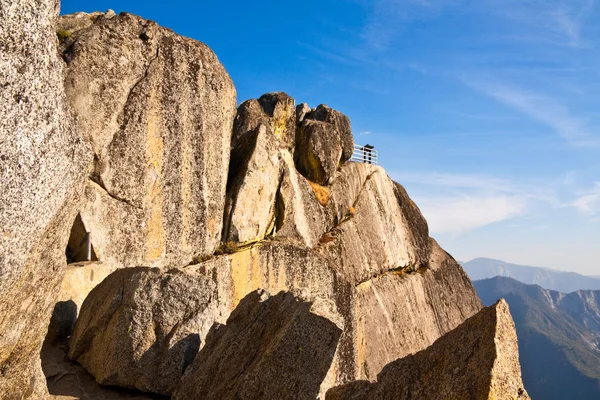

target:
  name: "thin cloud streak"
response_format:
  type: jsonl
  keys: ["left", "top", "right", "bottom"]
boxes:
{"left": 464, "top": 79, "right": 600, "bottom": 147}
{"left": 572, "top": 182, "right": 600, "bottom": 215}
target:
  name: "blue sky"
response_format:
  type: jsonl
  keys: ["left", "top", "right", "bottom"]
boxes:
{"left": 62, "top": 0, "right": 600, "bottom": 275}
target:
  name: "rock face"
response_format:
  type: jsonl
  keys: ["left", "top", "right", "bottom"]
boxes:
{"left": 0, "top": 5, "right": 520, "bottom": 398}
{"left": 0, "top": 0, "right": 90, "bottom": 397}
{"left": 223, "top": 93, "right": 295, "bottom": 243}
{"left": 67, "top": 267, "right": 223, "bottom": 395}
{"left": 326, "top": 300, "right": 530, "bottom": 400}
{"left": 295, "top": 120, "right": 343, "bottom": 185}
{"left": 306, "top": 104, "right": 354, "bottom": 163}
{"left": 57, "top": 11, "right": 236, "bottom": 269}
{"left": 173, "top": 290, "right": 342, "bottom": 400}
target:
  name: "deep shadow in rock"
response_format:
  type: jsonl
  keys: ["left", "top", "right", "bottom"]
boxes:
{"left": 173, "top": 290, "right": 342, "bottom": 400}
{"left": 45, "top": 300, "right": 78, "bottom": 344}
{"left": 41, "top": 300, "right": 167, "bottom": 400}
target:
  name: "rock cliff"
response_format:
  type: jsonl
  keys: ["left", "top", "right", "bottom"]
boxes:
{"left": 326, "top": 300, "right": 530, "bottom": 400}
{"left": 0, "top": 3, "right": 529, "bottom": 399}
{"left": 0, "top": 0, "right": 90, "bottom": 397}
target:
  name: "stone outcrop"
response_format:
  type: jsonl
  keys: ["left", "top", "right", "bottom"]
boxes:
{"left": 326, "top": 300, "right": 530, "bottom": 400}
{"left": 0, "top": 0, "right": 90, "bottom": 397}
{"left": 295, "top": 120, "right": 343, "bottom": 185}
{"left": 173, "top": 290, "right": 342, "bottom": 400}
{"left": 65, "top": 242, "right": 339, "bottom": 396}
{"left": 57, "top": 11, "right": 236, "bottom": 269}
{"left": 67, "top": 267, "right": 222, "bottom": 395}
{"left": 222, "top": 93, "right": 295, "bottom": 243}
{"left": 349, "top": 238, "right": 482, "bottom": 381}
{"left": 305, "top": 104, "right": 354, "bottom": 163}
{"left": 0, "top": 4, "right": 524, "bottom": 398}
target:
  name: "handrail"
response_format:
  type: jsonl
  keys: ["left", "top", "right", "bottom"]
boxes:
{"left": 350, "top": 144, "right": 378, "bottom": 165}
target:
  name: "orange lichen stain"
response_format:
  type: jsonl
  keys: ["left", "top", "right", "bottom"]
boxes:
{"left": 230, "top": 248, "right": 262, "bottom": 309}
{"left": 144, "top": 95, "right": 165, "bottom": 263}
{"left": 308, "top": 180, "right": 330, "bottom": 206}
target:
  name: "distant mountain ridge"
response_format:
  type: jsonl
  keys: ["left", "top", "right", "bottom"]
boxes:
{"left": 462, "top": 257, "right": 600, "bottom": 293}
{"left": 474, "top": 276, "right": 600, "bottom": 400}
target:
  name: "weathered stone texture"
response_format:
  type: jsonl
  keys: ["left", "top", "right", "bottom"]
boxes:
{"left": 223, "top": 92, "right": 295, "bottom": 243}
{"left": 67, "top": 267, "right": 224, "bottom": 396}
{"left": 317, "top": 165, "right": 431, "bottom": 286}
{"left": 295, "top": 120, "right": 343, "bottom": 186}
{"left": 0, "top": 0, "right": 90, "bottom": 397}
{"left": 326, "top": 300, "right": 530, "bottom": 400}
{"left": 351, "top": 238, "right": 483, "bottom": 380}
{"left": 173, "top": 290, "right": 342, "bottom": 400}
{"left": 306, "top": 104, "right": 354, "bottom": 162}
{"left": 58, "top": 11, "right": 236, "bottom": 269}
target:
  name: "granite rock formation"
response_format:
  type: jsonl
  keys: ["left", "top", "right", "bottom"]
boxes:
{"left": 57, "top": 11, "right": 236, "bottom": 270}
{"left": 0, "top": 3, "right": 529, "bottom": 399}
{"left": 67, "top": 267, "right": 222, "bottom": 395}
{"left": 173, "top": 290, "right": 342, "bottom": 400}
{"left": 326, "top": 300, "right": 530, "bottom": 400}
{"left": 0, "top": 0, "right": 90, "bottom": 397}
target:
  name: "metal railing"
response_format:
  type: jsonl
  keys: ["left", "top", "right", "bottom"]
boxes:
{"left": 350, "top": 144, "right": 378, "bottom": 165}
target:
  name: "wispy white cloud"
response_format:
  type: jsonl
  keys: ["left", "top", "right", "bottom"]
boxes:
{"left": 417, "top": 194, "right": 527, "bottom": 234}
{"left": 359, "top": 131, "right": 373, "bottom": 135}
{"left": 463, "top": 80, "right": 600, "bottom": 146}
{"left": 572, "top": 182, "right": 600, "bottom": 215}
{"left": 389, "top": 171, "right": 546, "bottom": 234}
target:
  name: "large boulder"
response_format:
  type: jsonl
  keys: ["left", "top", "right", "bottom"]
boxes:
{"left": 223, "top": 92, "right": 295, "bottom": 243}
{"left": 295, "top": 119, "right": 343, "bottom": 186}
{"left": 57, "top": 11, "right": 236, "bottom": 269}
{"left": 326, "top": 300, "right": 530, "bottom": 400}
{"left": 67, "top": 267, "right": 224, "bottom": 396}
{"left": 0, "top": 0, "right": 90, "bottom": 397}
{"left": 66, "top": 242, "right": 338, "bottom": 395}
{"left": 173, "top": 290, "right": 342, "bottom": 400}
{"left": 306, "top": 104, "right": 354, "bottom": 162}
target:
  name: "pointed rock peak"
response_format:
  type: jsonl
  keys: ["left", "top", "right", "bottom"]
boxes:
{"left": 326, "top": 299, "right": 530, "bottom": 400}
{"left": 257, "top": 92, "right": 295, "bottom": 118}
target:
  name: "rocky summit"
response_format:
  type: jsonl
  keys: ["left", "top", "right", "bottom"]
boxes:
{"left": 0, "top": 1, "right": 528, "bottom": 399}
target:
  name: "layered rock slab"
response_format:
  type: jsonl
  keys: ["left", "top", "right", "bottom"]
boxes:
{"left": 351, "top": 238, "right": 483, "bottom": 380}
{"left": 173, "top": 290, "right": 342, "bottom": 400}
{"left": 326, "top": 299, "right": 530, "bottom": 400}
{"left": 0, "top": 0, "right": 90, "bottom": 397}
{"left": 58, "top": 11, "right": 236, "bottom": 268}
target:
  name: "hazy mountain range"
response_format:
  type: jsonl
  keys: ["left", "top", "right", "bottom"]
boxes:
{"left": 474, "top": 276, "right": 600, "bottom": 400}
{"left": 462, "top": 258, "right": 600, "bottom": 293}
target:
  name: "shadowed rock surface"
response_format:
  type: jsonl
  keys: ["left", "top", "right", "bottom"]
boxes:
{"left": 326, "top": 300, "right": 529, "bottom": 400}
{"left": 67, "top": 268, "right": 223, "bottom": 395}
{"left": 173, "top": 290, "right": 342, "bottom": 400}
{"left": 295, "top": 120, "right": 343, "bottom": 185}
{"left": 0, "top": 0, "right": 90, "bottom": 397}
{"left": 57, "top": 11, "right": 236, "bottom": 269}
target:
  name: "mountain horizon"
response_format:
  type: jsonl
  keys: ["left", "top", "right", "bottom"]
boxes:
{"left": 474, "top": 276, "right": 600, "bottom": 400}
{"left": 462, "top": 257, "right": 600, "bottom": 293}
